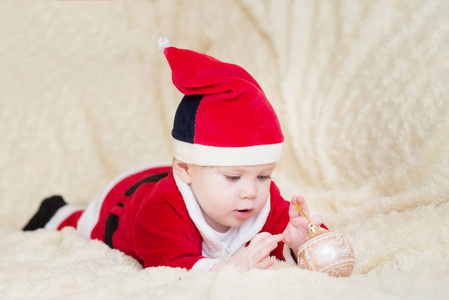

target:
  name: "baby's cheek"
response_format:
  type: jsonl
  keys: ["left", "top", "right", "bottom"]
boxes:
{"left": 256, "top": 198, "right": 269, "bottom": 212}
{"left": 214, "top": 197, "right": 234, "bottom": 211}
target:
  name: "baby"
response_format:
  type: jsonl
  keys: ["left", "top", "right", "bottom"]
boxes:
{"left": 23, "top": 38, "right": 324, "bottom": 271}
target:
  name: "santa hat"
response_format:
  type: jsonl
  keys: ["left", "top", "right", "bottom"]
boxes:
{"left": 158, "top": 37, "right": 284, "bottom": 166}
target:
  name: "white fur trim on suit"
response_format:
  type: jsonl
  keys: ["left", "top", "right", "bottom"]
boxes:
{"left": 191, "top": 258, "right": 223, "bottom": 271}
{"left": 173, "top": 139, "right": 283, "bottom": 166}
{"left": 45, "top": 205, "right": 84, "bottom": 230}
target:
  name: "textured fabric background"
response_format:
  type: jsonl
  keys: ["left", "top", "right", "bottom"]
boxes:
{"left": 1, "top": 0, "right": 449, "bottom": 299}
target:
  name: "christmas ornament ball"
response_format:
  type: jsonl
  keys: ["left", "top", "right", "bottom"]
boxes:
{"left": 297, "top": 228, "right": 355, "bottom": 277}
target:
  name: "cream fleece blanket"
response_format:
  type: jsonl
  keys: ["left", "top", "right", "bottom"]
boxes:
{"left": 1, "top": 0, "right": 449, "bottom": 299}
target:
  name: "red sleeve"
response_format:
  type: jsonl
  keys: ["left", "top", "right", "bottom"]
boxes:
{"left": 132, "top": 179, "right": 205, "bottom": 269}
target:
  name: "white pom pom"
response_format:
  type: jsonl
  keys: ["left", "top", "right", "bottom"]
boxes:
{"left": 158, "top": 36, "right": 171, "bottom": 51}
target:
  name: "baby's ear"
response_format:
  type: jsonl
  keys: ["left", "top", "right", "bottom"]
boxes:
{"left": 173, "top": 159, "right": 192, "bottom": 184}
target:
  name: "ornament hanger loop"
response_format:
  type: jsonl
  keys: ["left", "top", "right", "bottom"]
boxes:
{"left": 295, "top": 203, "right": 318, "bottom": 234}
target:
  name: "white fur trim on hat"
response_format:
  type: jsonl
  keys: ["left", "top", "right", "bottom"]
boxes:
{"left": 173, "top": 138, "right": 283, "bottom": 166}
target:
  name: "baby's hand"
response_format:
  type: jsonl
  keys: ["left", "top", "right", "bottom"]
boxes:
{"left": 283, "top": 195, "right": 323, "bottom": 255}
{"left": 226, "top": 232, "right": 283, "bottom": 271}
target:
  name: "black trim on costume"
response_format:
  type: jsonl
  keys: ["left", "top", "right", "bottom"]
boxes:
{"left": 104, "top": 172, "right": 170, "bottom": 248}
{"left": 104, "top": 202, "right": 123, "bottom": 249}
{"left": 124, "top": 172, "right": 170, "bottom": 197}
{"left": 171, "top": 94, "right": 204, "bottom": 143}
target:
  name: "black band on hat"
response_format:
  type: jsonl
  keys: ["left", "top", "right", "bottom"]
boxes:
{"left": 171, "top": 94, "right": 204, "bottom": 143}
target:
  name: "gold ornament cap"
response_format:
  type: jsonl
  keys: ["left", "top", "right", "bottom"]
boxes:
{"left": 308, "top": 222, "right": 318, "bottom": 234}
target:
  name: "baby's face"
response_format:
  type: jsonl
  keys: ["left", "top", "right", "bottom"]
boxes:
{"left": 187, "top": 163, "right": 276, "bottom": 233}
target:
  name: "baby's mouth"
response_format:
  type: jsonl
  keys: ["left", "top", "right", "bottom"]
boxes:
{"left": 234, "top": 209, "right": 253, "bottom": 220}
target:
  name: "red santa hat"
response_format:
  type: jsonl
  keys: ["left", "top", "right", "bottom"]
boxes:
{"left": 158, "top": 37, "right": 284, "bottom": 166}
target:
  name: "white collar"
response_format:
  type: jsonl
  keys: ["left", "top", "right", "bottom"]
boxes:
{"left": 173, "top": 171, "right": 271, "bottom": 260}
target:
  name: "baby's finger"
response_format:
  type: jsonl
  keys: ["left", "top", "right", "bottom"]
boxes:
{"left": 253, "top": 243, "right": 277, "bottom": 264}
{"left": 291, "top": 195, "right": 311, "bottom": 216}
{"left": 270, "top": 233, "right": 284, "bottom": 243}
{"left": 251, "top": 234, "right": 282, "bottom": 262}
{"left": 250, "top": 232, "right": 273, "bottom": 245}
{"left": 289, "top": 202, "right": 301, "bottom": 218}
{"left": 253, "top": 234, "right": 282, "bottom": 252}
{"left": 289, "top": 216, "right": 309, "bottom": 229}
{"left": 255, "top": 233, "right": 283, "bottom": 245}
{"left": 255, "top": 258, "right": 275, "bottom": 270}
{"left": 291, "top": 195, "right": 307, "bottom": 207}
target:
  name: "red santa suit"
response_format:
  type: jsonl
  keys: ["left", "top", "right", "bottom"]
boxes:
{"left": 37, "top": 40, "right": 331, "bottom": 270}
{"left": 47, "top": 163, "right": 297, "bottom": 270}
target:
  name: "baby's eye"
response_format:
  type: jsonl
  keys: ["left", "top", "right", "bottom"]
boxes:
{"left": 257, "top": 174, "right": 271, "bottom": 181}
{"left": 225, "top": 175, "right": 241, "bottom": 181}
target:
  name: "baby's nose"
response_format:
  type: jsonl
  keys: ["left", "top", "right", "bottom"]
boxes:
{"left": 240, "top": 183, "right": 257, "bottom": 199}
